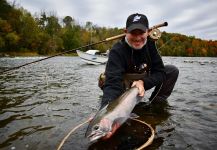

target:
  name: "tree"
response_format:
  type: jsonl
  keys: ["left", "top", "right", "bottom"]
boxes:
{"left": 5, "top": 32, "right": 20, "bottom": 50}
{"left": 35, "top": 11, "right": 47, "bottom": 30}
{"left": 0, "top": 18, "right": 12, "bottom": 33}
{"left": 63, "top": 16, "right": 74, "bottom": 28}
{"left": 61, "top": 25, "right": 81, "bottom": 50}
{"left": 85, "top": 21, "right": 93, "bottom": 31}
{"left": 18, "top": 8, "right": 41, "bottom": 50}
{"left": 0, "top": 36, "right": 5, "bottom": 51}
{"left": 45, "top": 15, "right": 61, "bottom": 36}
{"left": 0, "top": 0, "right": 12, "bottom": 19}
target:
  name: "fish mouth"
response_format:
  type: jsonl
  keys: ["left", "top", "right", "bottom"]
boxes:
{"left": 87, "top": 130, "right": 107, "bottom": 142}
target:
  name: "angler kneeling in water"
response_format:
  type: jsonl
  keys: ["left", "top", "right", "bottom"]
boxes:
{"left": 86, "top": 13, "right": 179, "bottom": 142}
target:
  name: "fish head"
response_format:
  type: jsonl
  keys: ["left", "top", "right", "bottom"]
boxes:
{"left": 86, "top": 118, "right": 112, "bottom": 142}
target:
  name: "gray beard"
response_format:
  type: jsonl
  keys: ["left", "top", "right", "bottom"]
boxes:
{"left": 125, "top": 36, "right": 147, "bottom": 50}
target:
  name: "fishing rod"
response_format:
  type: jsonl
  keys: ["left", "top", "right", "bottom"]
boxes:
{"left": 0, "top": 22, "right": 168, "bottom": 74}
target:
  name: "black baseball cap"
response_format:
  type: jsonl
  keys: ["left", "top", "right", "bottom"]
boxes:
{"left": 126, "top": 13, "right": 149, "bottom": 32}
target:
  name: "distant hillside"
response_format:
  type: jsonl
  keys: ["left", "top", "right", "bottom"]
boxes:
{"left": 0, "top": 0, "right": 216, "bottom": 57}
{"left": 158, "top": 32, "right": 217, "bottom": 56}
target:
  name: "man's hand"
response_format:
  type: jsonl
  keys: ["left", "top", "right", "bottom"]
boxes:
{"left": 102, "top": 123, "right": 120, "bottom": 140}
{"left": 131, "top": 80, "right": 145, "bottom": 97}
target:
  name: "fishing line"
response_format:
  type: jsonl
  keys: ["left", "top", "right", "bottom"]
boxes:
{"left": 157, "top": 36, "right": 174, "bottom": 50}
{"left": 143, "top": 37, "right": 175, "bottom": 106}
{"left": 132, "top": 118, "right": 155, "bottom": 150}
{"left": 56, "top": 117, "right": 92, "bottom": 150}
{"left": 144, "top": 83, "right": 164, "bottom": 106}
{"left": 56, "top": 117, "right": 154, "bottom": 150}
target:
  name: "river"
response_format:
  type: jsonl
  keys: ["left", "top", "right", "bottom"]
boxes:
{"left": 0, "top": 56, "right": 217, "bottom": 150}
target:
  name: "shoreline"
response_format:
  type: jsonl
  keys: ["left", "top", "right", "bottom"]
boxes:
{"left": 0, "top": 52, "right": 78, "bottom": 57}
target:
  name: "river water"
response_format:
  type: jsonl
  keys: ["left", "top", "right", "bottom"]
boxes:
{"left": 0, "top": 56, "right": 217, "bottom": 150}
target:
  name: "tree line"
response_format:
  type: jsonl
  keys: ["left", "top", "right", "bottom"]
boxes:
{"left": 0, "top": 0, "right": 217, "bottom": 57}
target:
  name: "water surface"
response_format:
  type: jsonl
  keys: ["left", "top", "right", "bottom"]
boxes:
{"left": 0, "top": 56, "right": 217, "bottom": 150}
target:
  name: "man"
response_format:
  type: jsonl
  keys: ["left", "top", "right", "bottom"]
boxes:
{"left": 100, "top": 13, "right": 179, "bottom": 138}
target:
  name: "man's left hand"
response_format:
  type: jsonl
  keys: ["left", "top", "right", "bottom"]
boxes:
{"left": 102, "top": 122, "right": 120, "bottom": 140}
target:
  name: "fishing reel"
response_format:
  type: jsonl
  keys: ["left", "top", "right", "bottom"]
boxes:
{"left": 149, "top": 28, "right": 162, "bottom": 40}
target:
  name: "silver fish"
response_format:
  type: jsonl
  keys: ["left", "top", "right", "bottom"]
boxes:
{"left": 85, "top": 87, "right": 142, "bottom": 142}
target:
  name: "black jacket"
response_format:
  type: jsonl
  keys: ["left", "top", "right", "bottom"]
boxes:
{"left": 101, "top": 37, "right": 166, "bottom": 106}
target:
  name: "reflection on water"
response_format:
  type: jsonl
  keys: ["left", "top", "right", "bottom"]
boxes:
{"left": 87, "top": 118, "right": 153, "bottom": 150}
{"left": 133, "top": 102, "right": 172, "bottom": 150}
{"left": 0, "top": 56, "right": 217, "bottom": 150}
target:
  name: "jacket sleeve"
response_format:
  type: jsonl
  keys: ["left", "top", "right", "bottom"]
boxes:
{"left": 143, "top": 40, "right": 166, "bottom": 90}
{"left": 101, "top": 47, "right": 126, "bottom": 107}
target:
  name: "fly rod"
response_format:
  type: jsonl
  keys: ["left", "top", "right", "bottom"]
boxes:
{"left": 0, "top": 22, "right": 168, "bottom": 74}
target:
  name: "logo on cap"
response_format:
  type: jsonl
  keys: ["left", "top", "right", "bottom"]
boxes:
{"left": 133, "top": 15, "right": 141, "bottom": 22}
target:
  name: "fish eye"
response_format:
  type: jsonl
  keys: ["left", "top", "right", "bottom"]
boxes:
{"left": 94, "top": 125, "right": 99, "bottom": 130}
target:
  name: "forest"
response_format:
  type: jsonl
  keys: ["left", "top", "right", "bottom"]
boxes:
{"left": 1, "top": 0, "right": 217, "bottom": 57}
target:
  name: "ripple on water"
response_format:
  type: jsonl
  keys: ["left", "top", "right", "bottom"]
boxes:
{"left": 1, "top": 57, "right": 217, "bottom": 150}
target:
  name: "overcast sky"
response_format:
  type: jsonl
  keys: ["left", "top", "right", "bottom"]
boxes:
{"left": 7, "top": 0, "right": 217, "bottom": 40}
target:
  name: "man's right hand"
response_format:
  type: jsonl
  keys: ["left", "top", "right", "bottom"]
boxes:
{"left": 131, "top": 80, "right": 145, "bottom": 97}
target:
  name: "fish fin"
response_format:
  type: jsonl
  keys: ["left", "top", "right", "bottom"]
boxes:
{"left": 138, "top": 96, "right": 148, "bottom": 103}
{"left": 140, "top": 98, "right": 145, "bottom": 102}
{"left": 130, "top": 113, "right": 139, "bottom": 119}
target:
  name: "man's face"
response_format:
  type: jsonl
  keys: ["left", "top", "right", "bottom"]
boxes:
{"left": 125, "top": 29, "right": 148, "bottom": 49}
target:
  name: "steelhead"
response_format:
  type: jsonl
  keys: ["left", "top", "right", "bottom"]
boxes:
{"left": 85, "top": 87, "right": 142, "bottom": 142}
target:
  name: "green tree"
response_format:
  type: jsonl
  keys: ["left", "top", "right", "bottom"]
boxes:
{"left": 63, "top": 16, "right": 74, "bottom": 28}
{"left": 45, "top": 15, "right": 61, "bottom": 36}
{"left": 35, "top": 12, "right": 47, "bottom": 30}
{"left": 18, "top": 8, "right": 41, "bottom": 51}
{"left": 5, "top": 32, "right": 20, "bottom": 50}
{"left": 61, "top": 25, "right": 81, "bottom": 50}
{"left": 0, "top": 36, "right": 5, "bottom": 51}
{"left": 0, "top": 18, "right": 12, "bottom": 33}
{"left": 0, "top": 0, "right": 12, "bottom": 19}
